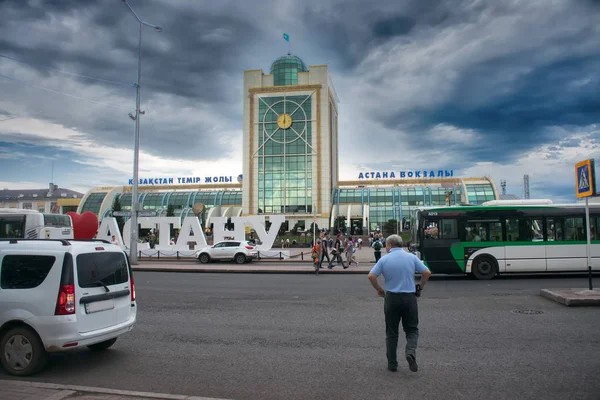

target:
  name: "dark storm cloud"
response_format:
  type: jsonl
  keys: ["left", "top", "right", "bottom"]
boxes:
{"left": 413, "top": 54, "right": 600, "bottom": 162}
{"left": 0, "top": 0, "right": 269, "bottom": 160}
{"left": 371, "top": 15, "right": 416, "bottom": 38}
{"left": 301, "top": 0, "right": 482, "bottom": 70}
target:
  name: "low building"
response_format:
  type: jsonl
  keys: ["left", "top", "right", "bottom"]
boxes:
{"left": 0, "top": 183, "right": 83, "bottom": 214}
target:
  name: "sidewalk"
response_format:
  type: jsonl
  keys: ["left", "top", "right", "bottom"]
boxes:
{"left": 0, "top": 379, "right": 229, "bottom": 400}
{"left": 133, "top": 245, "right": 384, "bottom": 274}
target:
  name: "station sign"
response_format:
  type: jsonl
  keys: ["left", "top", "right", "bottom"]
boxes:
{"left": 357, "top": 169, "right": 455, "bottom": 180}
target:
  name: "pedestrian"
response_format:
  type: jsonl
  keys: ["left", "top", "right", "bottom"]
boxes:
{"left": 110, "top": 235, "right": 119, "bottom": 245}
{"left": 345, "top": 237, "right": 358, "bottom": 266}
{"left": 329, "top": 233, "right": 347, "bottom": 269}
{"left": 358, "top": 237, "right": 363, "bottom": 249}
{"left": 373, "top": 237, "right": 383, "bottom": 262}
{"left": 367, "top": 234, "right": 431, "bottom": 373}
{"left": 318, "top": 233, "right": 331, "bottom": 269}
{"left": 312, "top": 240, "right": 321, "bottom": 273}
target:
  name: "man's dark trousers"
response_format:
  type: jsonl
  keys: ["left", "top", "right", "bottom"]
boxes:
{"left": 318, "top": 248, "right": 331, "bottom": 268}
{"left": 384, "top": 291, "right": 419, "bottom": 369}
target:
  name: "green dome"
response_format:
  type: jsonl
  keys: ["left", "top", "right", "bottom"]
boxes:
{"left": 270, "top": 54, "right": 308, "bottom": 86}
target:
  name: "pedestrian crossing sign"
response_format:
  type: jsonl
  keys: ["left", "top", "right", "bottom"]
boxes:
{"left": 575, "top": 159, "right": 596, "bottom": 198}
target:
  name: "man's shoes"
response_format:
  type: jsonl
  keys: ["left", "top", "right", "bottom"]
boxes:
{"left": 387, "top": 365, "right": 398, "bottom": 372}
{"left": 343, "top": 265, "right": 348, "bottom": 269}
{"left": 406, "top": 355, "right": 418, "bottom": 372}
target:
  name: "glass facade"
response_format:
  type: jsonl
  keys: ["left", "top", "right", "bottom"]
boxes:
{"left": 80, "top": 192, "right": 107, "bottom": 214}
{"left": 256, "top": 95, "right": 313, "bottom": 214}
{"left": 110, "top": 190, "right": 243, "bottom": 224}
{"left": 333, "top": 184, "right": 498, "bottom": 232}
{"left": 270, "top": 55, "right": 308, "bottom": 86}
{"left": 466, "top": 184, "right": 496, "bottom": 204}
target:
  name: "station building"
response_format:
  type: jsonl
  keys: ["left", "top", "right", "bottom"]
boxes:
{"left": 78, "top": 55, "right": 500, "bottom": 232}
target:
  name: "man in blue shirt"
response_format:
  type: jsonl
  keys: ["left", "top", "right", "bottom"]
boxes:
{"left": 368, "top": 234, "right": 431, "bottom": 372}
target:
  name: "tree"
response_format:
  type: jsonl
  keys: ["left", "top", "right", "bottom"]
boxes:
{"left": 166, "top": 204, "right": 175, "bottom": 217}
{"left": 335, "top": 216, "right": 347, "bottom": 235}
{"left": 292, "top": 221, "right": 304, "bottom": 233}
{"left": 383, "top": 219, "right": 398, "bottom": 236}
{"left": 278, "top": 220, "right": 289, "bottom": 236}
{"left": 112, "top": 196, "right": 125, "bottom": 235}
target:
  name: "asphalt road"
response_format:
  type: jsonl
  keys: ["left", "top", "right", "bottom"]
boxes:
{"left": 3, "top": 273, "right": 600, "bottom": 400}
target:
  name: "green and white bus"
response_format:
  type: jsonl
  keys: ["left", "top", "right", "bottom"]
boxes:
{"left": 409, "top": 200, "right": 600, "bottom": 280}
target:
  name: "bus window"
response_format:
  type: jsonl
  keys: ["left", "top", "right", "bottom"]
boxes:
{"left": 592, "top": 217, "right": 600, "bottom": 240}
{"left": 466, "top": 219, "right": 502, "bottom": 242}
{"left": 546, "top": 217, "right": 564, "bottom": 241}
{"left": 528, "top": 218, "right": 544, "bottom": 241}
{"left": 564, "top": 217, "right": 585, "bottom": 241}
{"left": 43, "top": 214, "right": 71, "bottom": 228}
{"left": 0, "top": 218, "right": 25, "bottom": 238}
{"left": 506, "top": 217, "right": 540, "bottom": 241}
{"left": 440, "top": 219, "right": 458, "bottom": 239}
{"left": 424, "top": 220, "right": 439, "bottom": 239}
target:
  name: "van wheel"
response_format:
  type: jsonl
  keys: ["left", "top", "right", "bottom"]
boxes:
{"left": 199, "top": 253, "right": 210, "bottom": 264}
{"left": 0, "top": 326, "right": 47, "bottom": 376}
{"left": 87, "top": 338, "right": 117, "bottom": 351}
{"left": 472, "top": 256, "right": 497, "bottom": 280}
{"left": 235, "top": 253, "right": 247, "bottom": 264}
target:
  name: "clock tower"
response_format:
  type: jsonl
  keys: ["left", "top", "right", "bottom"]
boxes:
{"left": 242, "top": 55, "right": 339, "bottom": 228}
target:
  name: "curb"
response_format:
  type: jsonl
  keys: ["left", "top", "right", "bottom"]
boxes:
{"left": 539, "top": 289, "right": 600, "bottom": 306}
{"left": 131, "top": 267, "right": 370, "bottom": 274}
{"left": 0, "top": 379, "right": 231, "bottom": 400}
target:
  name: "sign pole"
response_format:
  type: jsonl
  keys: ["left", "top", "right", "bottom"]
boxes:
{"left": 313, "top": 204, "right": 316, "bottom": 247}
{"left": 585, "top": 196, "right": 593, "bottom": 290}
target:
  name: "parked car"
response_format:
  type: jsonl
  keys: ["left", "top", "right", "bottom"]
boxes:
{"left": 0, "top": 239, "right": 136, "bottom": 376}
{"left": 196, "top": 240, "right": 258, "bottom": 264}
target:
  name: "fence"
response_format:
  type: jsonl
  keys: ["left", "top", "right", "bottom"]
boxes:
{"left": 135, "top": 249, "right": 317, "bottom": 261}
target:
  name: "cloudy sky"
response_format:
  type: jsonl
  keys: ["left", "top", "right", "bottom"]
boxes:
{"left": 0, "top": 0, "right": 598, "bottom": 202}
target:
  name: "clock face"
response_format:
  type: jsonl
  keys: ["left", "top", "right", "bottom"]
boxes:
{"left": 259, "top": 96, "right": 310, "bottom": 145}
{"left": 277, "top": 113, "right": 293, "bottom": 129}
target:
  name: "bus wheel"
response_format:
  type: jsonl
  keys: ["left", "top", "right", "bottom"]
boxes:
{"left": 472, "top": 256, "right": 497, "bottom": 280}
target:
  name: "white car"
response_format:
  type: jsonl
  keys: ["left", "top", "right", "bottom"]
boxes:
{"left": 0, "top": 239, "right": 136, "bottom": 376}
{"left": 196, "top": 240, "right": 258, "bottom": 264}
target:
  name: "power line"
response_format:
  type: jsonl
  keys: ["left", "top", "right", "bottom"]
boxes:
{"left": 0, "top": 72, "right": 130, "bottom": 110}
{"left": 0, "top": 53, "right": 133, "bottom": 87}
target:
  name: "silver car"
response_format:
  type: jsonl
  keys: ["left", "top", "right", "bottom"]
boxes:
{"left": 196, "top": 240, "right": 258, "bottom": 264}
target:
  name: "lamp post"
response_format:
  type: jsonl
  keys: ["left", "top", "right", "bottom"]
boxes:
{"left": 122, "top": 0, "right": 162, "bottom": 264}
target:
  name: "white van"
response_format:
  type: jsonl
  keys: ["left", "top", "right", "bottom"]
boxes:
{"left": 0, "top": 238, "right": 136, "bottom": 376}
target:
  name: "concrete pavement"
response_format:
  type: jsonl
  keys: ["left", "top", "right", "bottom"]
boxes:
{"left": 0, "top": 379, "right": 229, "bottom": 400}
{"left": 540, "top": 288, "right": 600, "bottom": 306}
{"left": 7, "top": 272, "right": 598, "bottom": 400}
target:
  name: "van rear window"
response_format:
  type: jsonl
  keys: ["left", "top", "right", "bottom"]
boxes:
{"left": 76, "top": 252, "right": 128, "bottom": 288}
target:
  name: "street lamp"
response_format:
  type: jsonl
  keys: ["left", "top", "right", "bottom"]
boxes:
{"left": 122, "top": 0, "right": 162, "bottom": 264}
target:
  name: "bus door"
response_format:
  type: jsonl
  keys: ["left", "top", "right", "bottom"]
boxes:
{"left": 504, "top": 216, "right": 546, "bottom": 272}
{"left": 420, "top": 217, "right": 463, "bottom": 274}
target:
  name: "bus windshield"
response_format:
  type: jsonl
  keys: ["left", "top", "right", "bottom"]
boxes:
{"left": 43, "top": 214, "right": 71, "bottom": 228}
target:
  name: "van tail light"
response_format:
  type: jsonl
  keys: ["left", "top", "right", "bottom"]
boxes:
{"left": 245, "top": 246, "right": 254, "bottom": 249}
{"left": 55, "top": 253, "right": 75, "bottom": 315}
{"left": 130, "top": 274, "right": 136, "bottom": 302}
{"left": 55, "top": 285, "right": 75, "bottom": 315}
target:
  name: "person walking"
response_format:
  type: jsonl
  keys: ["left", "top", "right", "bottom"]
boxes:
{"left": 345, "top": 237, "right": 358, "bottom": 266}
{"left": 328, "top": 233, "right": 347, "bottom": 269}
{"left": 367, "top": 234, "right": 431, "bottom": 373}
{"left": 312, "top": 239, "right": 321, "bottom": 274}
{"left": 373, "top": 237, "right": 383, "bottom": 262}
{"left": 318, "top": 233, "right": 331, "bottom": 269}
